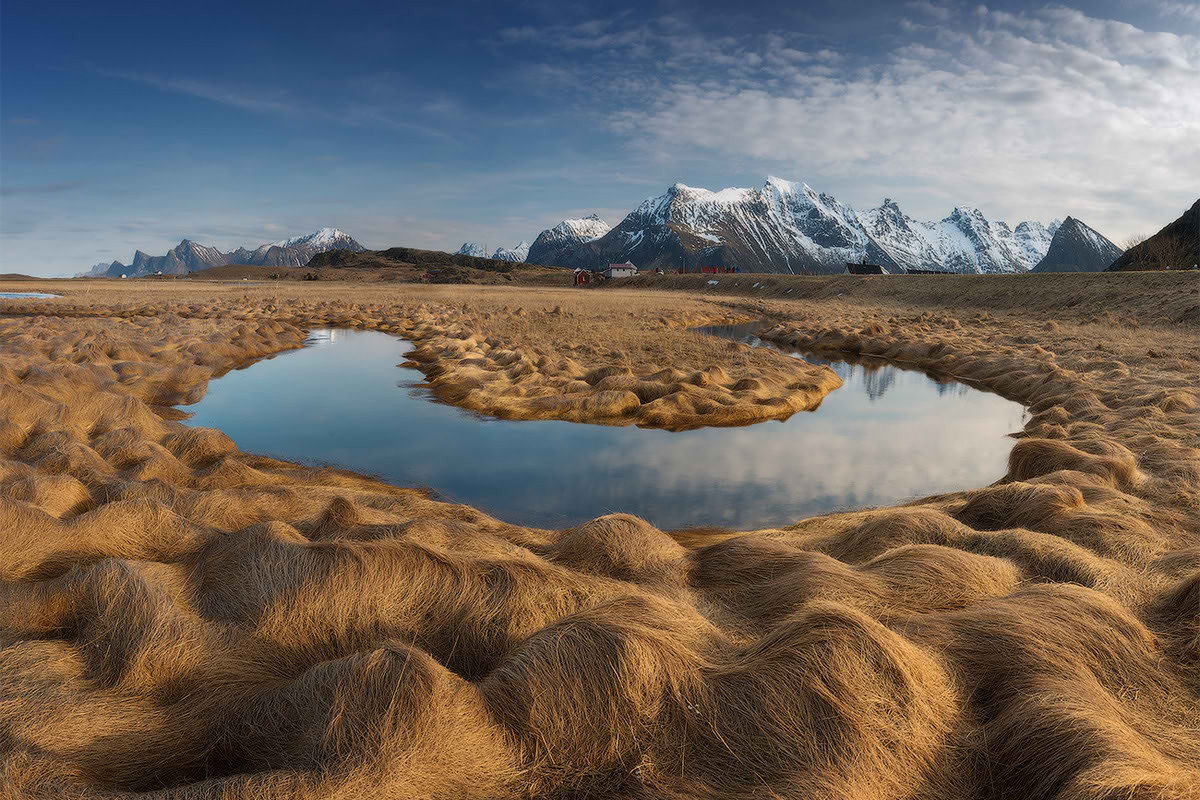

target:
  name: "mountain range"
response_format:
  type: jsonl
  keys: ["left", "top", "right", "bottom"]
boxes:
{"left": 1030, "top": 217, "right": 1123, "bottom": 273}
{"left": 520, "top": 177, "right": 1079, "bottom": 275}
{"left": 455, "top": 241, "right": 532, "bottom": 262}
{"left": 86, "top": 228, "right": 364, "bottom": 277}
{"left": 84, "top": 179, "right": 1132, "bottom": 278}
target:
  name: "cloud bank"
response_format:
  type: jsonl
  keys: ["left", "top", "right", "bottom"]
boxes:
{"left": 503, "top": 5, "right": 1200, "bottom": 238}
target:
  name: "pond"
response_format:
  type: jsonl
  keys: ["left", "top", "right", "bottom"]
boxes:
{"left": 0, "top": 292, "right": 60, "bottom": 299}
{"left": 181, "top": 328, "right": 1027, "bottom": 530}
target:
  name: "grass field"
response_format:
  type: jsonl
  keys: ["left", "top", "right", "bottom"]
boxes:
{"left": 1, "top": 271, "right": 1198, "bottom": 798}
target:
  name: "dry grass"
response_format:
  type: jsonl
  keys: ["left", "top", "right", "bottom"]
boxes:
{"left": 0, "top": 272, "right": 1198, "bottom": 799}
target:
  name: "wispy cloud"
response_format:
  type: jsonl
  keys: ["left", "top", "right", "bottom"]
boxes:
{"left": 1142, "top": 0, "right": 1200, "bottom": 24}
{"left": 88, "top": 64, "right": 457, "bottom": 141}
{"left": 91, "top": 67, "right": 301, "bottom": 115}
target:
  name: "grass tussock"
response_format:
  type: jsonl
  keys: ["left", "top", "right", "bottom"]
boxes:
{"left": 1, "top": 275, "right": 1199, "bottom": 798}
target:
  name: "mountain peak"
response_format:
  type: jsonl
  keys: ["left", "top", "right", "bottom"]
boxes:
{"left": 273, "top": 227, "right": 355, "bottom": 248}
{"left": 525, "top": 214, "right": 613, "bottom": 266}
{"left": 492, "top": 241, "right": 531, "bottom": 262}
{"left": 765, "top": 175, "right": 797, "bottom": 191}
{"left": 1032, "top": 215, "right": 1123, "bottom": 273}
{"left": 949, "top": 206, "right": 985, "bottom": 220}
{"left": 455, "top": 242, "right": 487, "bottom": 257}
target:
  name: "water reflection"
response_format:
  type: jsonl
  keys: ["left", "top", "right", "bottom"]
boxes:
{"left": 695, "top": 323, "right": 976, "bottom": 403}
{"left": 181, "top": 329, "right": 1027, "bottom": 530}
{"left": 0, "top": 292, "right": 60, "bottom": 299}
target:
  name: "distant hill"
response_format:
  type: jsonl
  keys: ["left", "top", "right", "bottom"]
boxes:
{"left": 85, "top": 228, "right": 365, "bottom": 277}
{"left": 1031, "top": 217, "right": 1123, "bottom": 272}
{"left": 308, "top": 245, "right": 526, "bottom": 272}
{"left": 1107, "top": 199, "right": 1200, "bottom": 271}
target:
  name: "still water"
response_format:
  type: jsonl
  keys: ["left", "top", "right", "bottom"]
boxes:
{"left": 0, "top": 292, "right": 60, "bottom": 299}
{"left": 182, "top": 328, "right": 1026, "bottom": 530}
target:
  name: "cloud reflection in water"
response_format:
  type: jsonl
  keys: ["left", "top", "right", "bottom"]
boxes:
{"left": 183, "top": 329, "right": 1026, "bottom": 530}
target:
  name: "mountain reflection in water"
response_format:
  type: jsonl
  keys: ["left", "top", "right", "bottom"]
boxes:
{"left": 181, "top": 328, "right": 1026, "bottom": 530}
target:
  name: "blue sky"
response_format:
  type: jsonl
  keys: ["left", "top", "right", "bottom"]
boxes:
{"left": 2, "top": 0, "right": 1198, "bottom": 276}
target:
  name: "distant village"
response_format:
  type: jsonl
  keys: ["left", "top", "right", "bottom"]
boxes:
{"left": 572, "top": 261, "right": 740, "bottom": 285}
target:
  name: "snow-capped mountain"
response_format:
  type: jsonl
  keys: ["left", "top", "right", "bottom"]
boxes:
{"left": 525, "top": 214, "right": 612, "bottom": 266}
{"left": 1031, "top": 217, "right": 1123, "bottom": 272}
{"left": 87, "top": 228, "right": 365, "bottom": 277}
{"left": 230, "top": 227, "right": 364, "bottom": 268}
{"left": 455, "top": 242, "right": 488, "bottom": 258}
{"left": 491, "top": 241, "right": 530, "bottom": 262}
{"left": 860, "top": 201, "right": 1060, "bottom": 274}
{"left": 533, "top": 178, "right": 1068, "bottom": 275}
{"left": 271, "top": 227, "right": 356, "bottom": 249}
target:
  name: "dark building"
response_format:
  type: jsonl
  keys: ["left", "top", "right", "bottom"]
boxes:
{"left": 846, "top": 262, "right": 888, "bottom": 275}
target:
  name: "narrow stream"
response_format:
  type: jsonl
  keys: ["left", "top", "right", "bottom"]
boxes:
{"left": 181, "top": 328, "right": 1027, "bottom": 530}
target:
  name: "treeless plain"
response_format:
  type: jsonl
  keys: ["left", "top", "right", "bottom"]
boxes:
{"left": 1, "top": 270, "right": 1197, "bottom": 798}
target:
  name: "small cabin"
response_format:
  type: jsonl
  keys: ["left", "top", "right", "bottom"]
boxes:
{"left": 846, "top": 262, "right": 888, "bottom": 275}
{"left": 603, "top": 262, "right": 638, "bottom": 279}
{"left": 700, "top": 265, "right": 738, "bottom": 274}
{"left": 573, "top": 268, "right": 594, "bottom": 286}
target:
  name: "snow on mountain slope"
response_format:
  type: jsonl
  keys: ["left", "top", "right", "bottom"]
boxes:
{"left": 273, "top": 227, "right": 358, "bottom": 249}
{"left": 555, "top": 215, "right": 612, "bottom": 242}
{"left": 525, "top": 214, "right": 612, "bottom": 266}
{"left": 548, "top": 177, "right": 1062, "bottom": 275}
{"left": 860, "top": 203, "right": 1060, "bottom": 274}
{"left": 492, "top": 241, "right": 530, "bottom": 262}
{"left": 455, "top": 242, "right": 488, "bottom": 258}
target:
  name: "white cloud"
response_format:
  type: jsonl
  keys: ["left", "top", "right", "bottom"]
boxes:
{"left": 907, "top": 0, "right": 956, "bottom": 21}
{"left": 502, "top": 6, "right": 1200, "bottom": 239}
{"left": 1143, "top": 0, "right": 1200, "bottom": 24}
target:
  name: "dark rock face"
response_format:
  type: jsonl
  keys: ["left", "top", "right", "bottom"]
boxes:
{"left": 90, "top": 229, "right": 365, "bottom": 277}
{"left": 1031, "top": 217, "right": 1123, "bottom": 273}
{"left": 105, "top": 240, "right": 225, "bottom": 277}
{"left": 1107, "top": 199, "right": 1200, "bottom": 271}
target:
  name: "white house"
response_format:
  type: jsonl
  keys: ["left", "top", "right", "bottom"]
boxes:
{"left": 603, "top": 261, "right": 638, "bottom": 279}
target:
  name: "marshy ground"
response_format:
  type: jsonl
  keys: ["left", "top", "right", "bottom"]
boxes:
{"left": 1, "top": 271, "right": 1198, "bottom": 798}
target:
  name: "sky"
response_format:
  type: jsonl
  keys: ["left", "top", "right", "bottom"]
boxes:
{"left": 2, "top": 0, "right": 1198, "bottom": 276}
